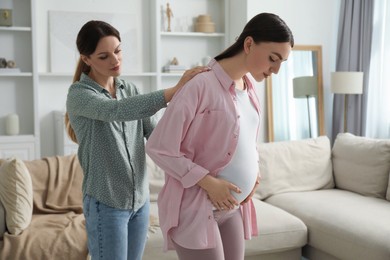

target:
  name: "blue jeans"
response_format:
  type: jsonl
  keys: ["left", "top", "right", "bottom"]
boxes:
{"left": 83, "top": 194, "right": 150, "bottom": 260}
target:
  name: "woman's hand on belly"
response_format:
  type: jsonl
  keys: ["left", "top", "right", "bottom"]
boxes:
{"left": 197, "top": 175, "right": 242, "bottom": 210}
{"left": 241, "top": 175, "right": 261, "bottom": 205}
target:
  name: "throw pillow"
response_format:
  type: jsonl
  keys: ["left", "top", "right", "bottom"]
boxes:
{"left": 0, "top": 157, "right": 33, "bottom": 235}
{"left": 256, "top": 136, "right": 334, "bottom": 200}
{"left": 332, "top": 133, "right": 390, "bottom": 199}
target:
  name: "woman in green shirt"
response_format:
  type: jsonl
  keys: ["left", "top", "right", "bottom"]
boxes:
{"left": 65, "top": 20, "right": 207, "bottom": 260}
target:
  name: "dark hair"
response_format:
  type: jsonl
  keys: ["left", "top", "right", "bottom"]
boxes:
{"left": 215, "top": 13, "right": 294, "bottom": 61}
{"left": 73, "top": 20, "right": 121, "bottom": 83}
{"left": 66, "top": 20, "right": 121, "bottom": 143}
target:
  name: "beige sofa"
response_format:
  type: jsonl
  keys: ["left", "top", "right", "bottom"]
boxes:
{"left": 1, "top": 133, "right": 389, "bottom": 260}
{"left": 0, "top": 155, "right": 88, "bottom": 260}
{"left": 145, "top": 133, "right": 390, "bottom": 260}
{"left": 145, "top": 158, "right": 307, "bottom": 260}
{"left": 259, "top": 133, "right": 390, "bottom": 260}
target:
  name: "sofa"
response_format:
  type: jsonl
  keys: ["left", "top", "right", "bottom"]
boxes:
{"left": 0, "top": 155, "right": 88, "bottom": 260}
{"left": 0, "top": 133, "right": 389, "bottom": 260}
{"left": 256, "top": 133, "right": 390, "bottom": 260}
{"left": 144, "top": 133, "right": 390, "bottom": 260}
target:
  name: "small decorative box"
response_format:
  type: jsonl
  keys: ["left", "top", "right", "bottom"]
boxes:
{"left": 0, "top": 9, "right": 12, "bottom": 27}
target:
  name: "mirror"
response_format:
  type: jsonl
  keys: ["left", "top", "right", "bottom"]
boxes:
{"left": 266, "top": 45, "right": 325, "bottom": 142}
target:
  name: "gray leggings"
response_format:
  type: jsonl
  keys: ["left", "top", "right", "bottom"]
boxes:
{"left": 172, "top": 208, "right": 245, "bottom": 260}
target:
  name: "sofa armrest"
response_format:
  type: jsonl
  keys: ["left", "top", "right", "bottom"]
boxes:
{"left": 0, "top": 199, "right": 6, "bottom": 238}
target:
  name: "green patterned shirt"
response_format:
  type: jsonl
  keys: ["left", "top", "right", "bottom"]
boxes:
{"left": 66, "top": 73, "right": 166, "bottom": 210}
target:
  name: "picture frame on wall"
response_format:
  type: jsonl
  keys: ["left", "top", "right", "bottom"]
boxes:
{"left": 48, "top": 10, "right": 141, "bottom": 73}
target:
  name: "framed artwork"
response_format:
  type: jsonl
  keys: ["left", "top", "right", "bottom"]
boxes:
{"left": 49, "top": 10, "right": 141, "bottom": 73}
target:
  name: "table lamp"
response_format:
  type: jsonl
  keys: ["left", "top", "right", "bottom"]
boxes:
{"left": 331, "top": 72, "right": 364, "bottom": 132}
{"left": 293, "top": 76, "right": 318, "bottom": 137}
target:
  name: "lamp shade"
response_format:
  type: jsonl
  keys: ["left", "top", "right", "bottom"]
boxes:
{"left": 293, "top": 76, "right": 318, "bottom": 98}
{"left": 331, "top": 72, "right": 363, "bottom": 94}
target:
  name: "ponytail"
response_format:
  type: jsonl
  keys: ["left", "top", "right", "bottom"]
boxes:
{"left": 65, "top": 58, "right": 90, "bottom": 144}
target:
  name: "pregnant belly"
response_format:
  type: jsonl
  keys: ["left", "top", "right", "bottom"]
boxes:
{"left": 218, "top": 160, "right": 258, "bottom": 203}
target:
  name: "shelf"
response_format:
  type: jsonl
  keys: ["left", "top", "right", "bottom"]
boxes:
{"left": 161, "top": 72, "right": 184, "bottom": 77}
{"left": 161, "top": 32, "right": 225, "bottom": 37}
{"left": 38, "top": 72, "right": 159, "bottom": 77}
{"left": 119, "top": 72, "right": 159, "bottom": 77}
{"left": 0, "top": 26, "right": 32, "bottom": 32}
{"left": 0, "top": 72, "right": 33, "bottom": 77}
{"left": 0, "top": 134, "right": 35, "bottom": 142}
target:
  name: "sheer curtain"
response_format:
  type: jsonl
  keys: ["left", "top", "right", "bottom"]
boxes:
{"left": 365, "top": 0, "right": 390, "bottom": 138}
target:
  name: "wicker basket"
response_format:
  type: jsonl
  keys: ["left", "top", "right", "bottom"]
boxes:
{"left": 195, "top": 14, "right": 215, "bottom": 33}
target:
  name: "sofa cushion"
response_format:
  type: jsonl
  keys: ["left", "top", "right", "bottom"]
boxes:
{"left": 255, "top": 136, "right": 334, "bottom": 200}
{"left": 332, "top": 133, "right": 390, "bottom": 199}
{"left": 267, "top": 189, "right": 390, "bottom": 260}
{"left": 0, "top": 157, "right": 33, "bottom": 235}
{"left": 245, "top": 199, "right": 307, "bottom": 255}
{"left": 145, "top": 200, "right": 307, "bottom": 259}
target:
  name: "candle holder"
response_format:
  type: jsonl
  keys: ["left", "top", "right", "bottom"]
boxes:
{"left": 0, "top": 9, "right": 12, "bottom": 27}
{"left": 6, "top": 113, "right": 20, "bottom": 135}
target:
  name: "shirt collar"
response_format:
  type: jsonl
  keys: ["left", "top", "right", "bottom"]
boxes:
{"left": 209, "top": 59, "right": 235, "bottom": 91}
{"left": 209, "top": 59, "right": 253, "bottom": 92}
{"left": 80, "top": 73, "right": 125, "bottom": 93}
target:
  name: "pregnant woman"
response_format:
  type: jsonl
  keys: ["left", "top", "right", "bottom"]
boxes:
{"left": 146, "top": 12, "right": 294, "bottom": 260}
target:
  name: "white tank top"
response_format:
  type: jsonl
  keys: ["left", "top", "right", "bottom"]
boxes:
{"left": 218, "top": 87, "right": 259, "bottom": 203}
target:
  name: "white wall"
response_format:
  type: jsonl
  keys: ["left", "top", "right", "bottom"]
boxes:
{"left": 36, "top": 0, "right": 341, "bottom": 156}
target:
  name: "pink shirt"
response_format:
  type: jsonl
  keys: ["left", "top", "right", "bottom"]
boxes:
{"left": 146, "top": 59, "right": 259, "bottom": 251}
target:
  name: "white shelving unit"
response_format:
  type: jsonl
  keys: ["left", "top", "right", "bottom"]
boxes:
{"left": 152, "top": 0, "right": 229, "bottom": 90}
{"left": 0, "top": 0, "right": 39, "bottom": 159}
{"left": 1, "top": 0, "right": 230, "bottom": 157}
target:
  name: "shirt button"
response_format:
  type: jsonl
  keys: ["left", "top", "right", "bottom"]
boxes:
{"left": 208, "top": 215, "right": 212, "bottom": 220}
{"left": 227, "top": 152, "right": 231, "bottom": 156}
{"left": 237, "top": 115, "right": 240, "bottom": 118}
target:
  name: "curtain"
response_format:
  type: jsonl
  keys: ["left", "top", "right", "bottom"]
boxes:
{"left": 332, "top": 0, "right": 374, "bottom": 142}
{"left": 365, "top": 0, "right": 390, "bottom": 138}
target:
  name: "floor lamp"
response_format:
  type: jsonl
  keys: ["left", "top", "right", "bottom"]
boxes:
{"left": 293, "top": 76, "right": 318, "bottom": 138}
{"left": 331, "top": 72, "right": 364, "bottom": 132}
